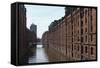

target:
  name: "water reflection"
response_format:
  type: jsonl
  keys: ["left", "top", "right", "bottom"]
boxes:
{"left": 27, "top": 44, "right": 70, "bottom": 64}
{"left": 46, "top": 47, "right": 69, "bottom": 62}
{"left": 28, "top": 45, "right": 48, "bottom": 63}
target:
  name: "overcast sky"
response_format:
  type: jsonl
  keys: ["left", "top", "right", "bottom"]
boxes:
{"left": 25, "top": 4, "right": 65, "bottom": 38}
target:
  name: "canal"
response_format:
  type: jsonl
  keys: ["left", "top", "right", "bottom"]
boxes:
{"left": 28, "top": 45, "right": 48, "bottom": 63}
{"left": 28, "top": 45, "right": 68, "bottom": 64}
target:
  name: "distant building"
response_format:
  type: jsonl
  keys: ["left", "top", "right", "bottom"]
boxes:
{"left": 42, "top": 31, "right": 49, "bottom": 48}
{"left": 37, "top": 38, "right": 42, "bottom": 45}
{"left": 30, "top": 23, "right": 37, "bottom": 34}
{"left": 26, "top": 24, "right": 37, "bottom": 47}
{"left": 26, "top": 28, "right": 37, "bottom": 46}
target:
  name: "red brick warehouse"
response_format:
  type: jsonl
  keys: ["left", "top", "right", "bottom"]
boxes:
{"left": 42, "top": 7, "right": 97, "bottom": 61}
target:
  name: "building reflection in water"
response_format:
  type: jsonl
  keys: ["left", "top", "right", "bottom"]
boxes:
{"left": 27, "top": 44, "right": 70, "bottom": 64}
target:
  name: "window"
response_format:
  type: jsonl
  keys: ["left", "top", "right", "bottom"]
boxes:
{"left": 91, "top": 9, "right": 92, "bottom": 22}
{"left": 85, "top": 35, "right": 87, "bottom": 42}
{"left": 78, "top": 15, "right": 80, "bottom": 26}
{"left": 85, "top": 10, "right": 87, "bottom": 15}
{"left": 78, "top": 30, "right": 79, "bottom": 34}
{"left": 85, "top": 28, "right": 87, "bottom": 33}
{"left": 91, "top": 22, "right": 93, "bottom": 32}
{"left": 91, "top": 47, "right": 93, "bottom": 55}
{"left": 85, "top": 17, "right": 87, "bottom": 24}
{"left": 77, "top": 45, "right": 79, "bottom": 51}
{"left": 90, "top": 9, "right": 93, "bottom": 32}
{"left": 80, "top": 8, "right": 84, "bottom": 18}
{"left": 91, "top": 35, "right": 93, "bottom": 41}
{"left": 85, "top": 46, "right": 87, "bottom": 53}
{"left": 81, "top": 46, "right": 83, "bottom": 54}
{"left": 81, "top": 28, "right": 83, "bottom": 34}
{"left": 81, "top": 37, "right": 83, "bottom": 42}
{"left": 91, "top": 15, "right": 92, "bottom": 21}
{"left": 85, "top": 9, "right": 88, "bottom": 24}
{"left": 72, "top": 53, "right": 73, "bottom": 57}
{"left": 72, "top": 25, "right": 73, "bottom": 35}
{"left": 72, "top": 44, "right": 73, "bottom": 57}
{"left": 81, "top": 20, "right": 83, "bottom": 27}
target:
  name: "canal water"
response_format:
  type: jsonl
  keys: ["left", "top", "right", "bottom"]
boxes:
{"left": 28, "top": 45, "right": 68, "bottom": 64}
{"left": 28, "top": 45, "right": 49, "bottom": 63}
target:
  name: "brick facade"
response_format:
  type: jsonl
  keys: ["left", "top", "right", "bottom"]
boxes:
{"left": 18, "top": 4, "right": 37, "bottom": 64}
{"left": 42, "top": 31, "right": 49, "bottom": 48}
{"left": 42, "top": 7, "right": 97, "bottom": 61}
